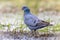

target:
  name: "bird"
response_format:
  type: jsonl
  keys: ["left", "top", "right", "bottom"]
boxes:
{"left": 22, "top": 6, "right": 53, "bottom": 37}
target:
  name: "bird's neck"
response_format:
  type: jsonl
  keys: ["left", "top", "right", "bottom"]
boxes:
{"left": 24, "top": 11, "right": 31, "bottom": 15}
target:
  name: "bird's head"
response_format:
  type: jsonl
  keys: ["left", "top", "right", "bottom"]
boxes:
{"left": 22, "top": 6, "right": 30, "bottom": 12}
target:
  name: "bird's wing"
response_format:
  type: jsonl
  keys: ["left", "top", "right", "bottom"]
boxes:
{"left": 35, "top": 20, "right": 51, "bottom": 27}
{"left": 24, "top": 14, "right": 52, "bottom": 27}
{"left": 24, "top": 14, "right": 39, "bottom": 26}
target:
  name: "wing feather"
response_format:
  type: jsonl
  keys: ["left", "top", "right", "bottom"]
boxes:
{"left": 24, "top": 14, "right": 39, "bottom": 26}
{"left": 35, "top": 20, "right": 50, "bottom": 27}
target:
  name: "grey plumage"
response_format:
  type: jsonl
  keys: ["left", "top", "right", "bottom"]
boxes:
{"left": 22, "top": 6, "right": 52, "bottom": 31}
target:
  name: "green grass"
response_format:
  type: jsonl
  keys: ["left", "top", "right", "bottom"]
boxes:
{"left": 0, "top": 17, "right": 60, "bottom": 32}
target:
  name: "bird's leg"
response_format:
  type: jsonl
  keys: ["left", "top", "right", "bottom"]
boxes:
{"left": 31, "top": 30, "right": 39, "bottom": 37}
{"left": 34, "top": 30, "right": 37, "bottom": 37}
{"left": 30, "top": 30, "right": 39, "bottom": 37}
{"left": 31, "top": 30, "right": 35, "bottom": 36}
{"left": 29, "top": 30, "right": 36, "bottom": 37}
{"left": 28, "top": 30, "right": 34, "bottom": 37}
{"left": 33, "top": 30, "right": 40, "bottom": 37}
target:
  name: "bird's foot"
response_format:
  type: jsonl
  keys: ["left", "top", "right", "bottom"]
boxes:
{"left": 33, "top": 31, "right": 40, "bottom": 38}
{"left": 29, "top": 30, "right": 40, "bottom": 38}
{"left": 28, "top": 32, "right": 33, "bottom": 37}
{"left": 34, "top": 34, "right": 40, "bottom": 38}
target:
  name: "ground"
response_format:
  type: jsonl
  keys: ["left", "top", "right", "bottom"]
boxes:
{"left": 0, "top": 31, "right": 60, "bottom": 40}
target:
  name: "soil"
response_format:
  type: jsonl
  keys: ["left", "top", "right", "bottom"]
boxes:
{"left": 0, "top": 31, "right": 60, "bottom": 40}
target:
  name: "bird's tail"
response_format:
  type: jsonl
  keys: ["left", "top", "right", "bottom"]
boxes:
{"left": 48, "top": 23, "right": 53, "bottom": 26}
{"left": 42, "top": 21, "right": 53, "bottom": 26}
